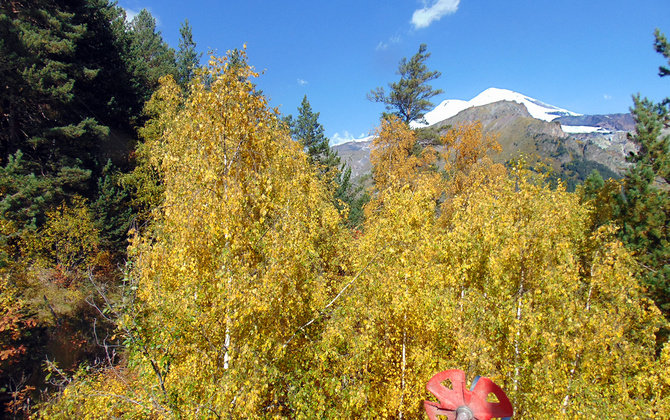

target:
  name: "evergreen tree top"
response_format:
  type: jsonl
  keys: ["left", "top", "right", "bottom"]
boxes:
{"left": 654, "top": 28, "right": 670, "bottom": 78}
{"left": 176, "top": 18, "right": 201, "bottom": 89}
{"left": 368, "top": 43, "right": 443, "bottom": 124}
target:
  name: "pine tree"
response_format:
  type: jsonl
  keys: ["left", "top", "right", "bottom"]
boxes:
{"left": 0, "top": 0, "right": 95, "bottom": 167}
{"left": 285, "top": 96, "right": 367, "bottom": 227}
{"left": 655, "top": 28, "right": 670, "bottom": 77}
{"left": 69, "top": 0, "right": 140, "bottom": 136}
{"left": 91, "top": 160, "right": 132, "bottom": 252}
{"left": 0, "top": 0, "right": 160, "bottom": 234}
{"left": 367, "top": 43, "right": 443, "bottom": 124}
{"left": 0, "top": 0, "right": 110, "bottom": 233}
{"left": 126, "top": 9, "right": 177, "bottom": 105}
{"left": 286, "top": 95, "right": 339, "bottom": 170}
{"left": 175, "top": 19, "right": 201, "bottom": 89}
{"left": 618, "top": 29, "right": 670, "bottom": 314}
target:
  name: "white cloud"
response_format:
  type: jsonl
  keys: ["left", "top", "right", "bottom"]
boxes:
{"left": 411, "top": 0, "right": 460, "bottom": 29}
{"left": 376, "top": 34, "right": 402, "bottom": 51}
{"left": 332, "top": 131, "right": 355, "bottom": 145}
{"left": 376, "top": 41, "right": 389, "bottom": 51}
{"left": 123, "top": 7, "right": 140, "bottom": 22}
{"left": 331, "top": 131, "right": 372, "bottom": 146}
{"left": 603, "top": 94, "right": 613, "bottom": 100}
{"left": 122, "top": 7, "right": 163, "bottom": 25}
{"left": 297, "top": 79, "right": 308, "bottom": 85}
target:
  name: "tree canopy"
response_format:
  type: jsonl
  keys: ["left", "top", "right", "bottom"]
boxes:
{"left": 617, "top": 29, "right": 670, "bottom": 315}
{"left": 37, "top": 50, "right": 670, "bottom": 419}
{"left": 285, "top": 95, "right": 339, "bottom": 171}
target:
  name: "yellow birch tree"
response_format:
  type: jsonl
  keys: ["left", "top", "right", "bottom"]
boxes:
{"left": 39, "top": 50, "right": 350, "bottom": 419}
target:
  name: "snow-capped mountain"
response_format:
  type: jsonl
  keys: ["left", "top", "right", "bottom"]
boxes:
{"left": 334, "top": 87, "right": 637, "bottom": 184}
{"left": 411, "top": 87, "right": 581, "bottom": 128}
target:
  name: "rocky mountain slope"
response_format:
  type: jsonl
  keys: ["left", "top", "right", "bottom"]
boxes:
{"left": 334, "top": 89, "right": 638, "bottom": 189}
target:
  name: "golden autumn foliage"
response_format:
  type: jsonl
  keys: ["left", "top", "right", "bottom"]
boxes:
{"left": 39, "top": 50, "right": 350, "bottom": 419}
{"left": 121, "top": 73, "right": 184, "bottom": 224}
{"left": 370, "top": 116, "right": 437, "bottom": 191}
{"left": 24, "top": 198, "right": 101, "bottom": 271}
{"left": 297, "top": 154, "right": 670, "bottom": 418}
{"left": 437, "top": 171, "right": 665, "bottom": 418}
{"left": 441, "top": 121, "right": 505, "bottom": 197}
{"left": 38, "top": 51, "right": 670, "bottom": 419}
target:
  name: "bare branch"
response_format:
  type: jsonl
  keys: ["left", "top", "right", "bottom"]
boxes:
{"left": 283, "top": 251, "right": 381, "bottom": 348}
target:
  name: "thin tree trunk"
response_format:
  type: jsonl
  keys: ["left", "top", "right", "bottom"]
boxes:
{"left": 562, "top": 263, "right": 595, "bottom": 414}
{"left": 399, "top": 277, "right": 408, "bottom": 420}
{"left": 223, "top": 326, "right": 230, "bottom": 370}
{"left": 513, "top": 263, "right": 525, "bottom": 412}
{"left": 399, "top": 322, "right": 407, "bottom": 420}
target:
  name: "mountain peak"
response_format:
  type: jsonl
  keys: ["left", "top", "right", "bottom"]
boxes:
{"left": 412, "top": 87, "right": 581, "bottom": 128}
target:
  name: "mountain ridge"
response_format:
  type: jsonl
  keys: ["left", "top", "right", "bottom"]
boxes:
{"left": 334, "top": 89, "right": 637, "bottom": 188}
{"left": 410, "top": 87, "right": 582, "bottom": 129}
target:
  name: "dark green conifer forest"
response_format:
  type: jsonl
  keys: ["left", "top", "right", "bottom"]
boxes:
{"left": 0, "top": 1, "right": 178, "bottom": 415}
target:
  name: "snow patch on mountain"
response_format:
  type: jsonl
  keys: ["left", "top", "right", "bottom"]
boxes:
{"left": 561, "top": 125, "right": 612, "bottom": 134}
{"left": 412, "top": 87, "right": 582, "bottom": 128}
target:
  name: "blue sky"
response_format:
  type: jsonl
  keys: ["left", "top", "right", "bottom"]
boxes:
{"left": 118, "top": 0, "right": 670, "bottom": 145}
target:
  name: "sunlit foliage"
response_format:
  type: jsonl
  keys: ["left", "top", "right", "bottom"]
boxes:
{"left": 40, "top": 51, "right": 670, "bottom": 419}
{"left": 369, "top": 116, "right": 437, "bottom": 191}
{"left": 39, "top": 49, "right": 349, "bottom": 419}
